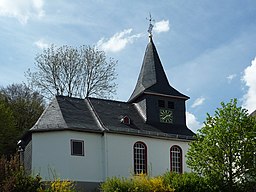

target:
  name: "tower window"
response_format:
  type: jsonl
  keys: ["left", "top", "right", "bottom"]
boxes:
{"left": 168, "top": 101, "right": 174, "bottom": 109}
{"left": 158, "top": 100, "right": 165, "bottom": 108}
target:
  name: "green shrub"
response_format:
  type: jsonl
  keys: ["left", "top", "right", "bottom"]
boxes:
{"left": 0, "top": 153, "right": 42, "bottom": 192}
{"left": 148, "top": 176, "right": 173, "bottom": 192}
{"left": 0, "top": 154, "right": 78, "bottom": 192}
{"left": 163, "top": 172, "right": 211, "bottom": 192}
{"left": 42, "top": 179, "right": 76, "bottom": 192}
{"left": 101, "top": 177, "right": 131, "bottom": 192}
{"left": 101, "top": 173, "right": 174, "bottom": 192}
{"left": 132, "top": 174, "right": 152, "bottom": 192}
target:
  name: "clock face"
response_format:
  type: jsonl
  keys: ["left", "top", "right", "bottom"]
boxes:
{"left": 160, "top": 109, "right": 173, "bottom": 123}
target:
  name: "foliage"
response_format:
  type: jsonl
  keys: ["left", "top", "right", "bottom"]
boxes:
{"left": 0, "top": 83, "right": 45, "bottom": 133}
{"left": 0, "top": 83, "right": 45, "bottom": 156}
{"left": 101, "top": 173, "right": 174, "bottom": 192}
{"left": 0, "top": 99, "right": 17, "bottom": 156}
{"left": 26, "top": 44, "right": 117, "bottom": 99}
{"left": 101, "top": 172, "right": 212, "bottom": 192}
{"left": 0, "top": 154, "right": 77, "bottom": 192}
{"left": 146, "top": 175, "right": 173, "bottom": 192}
{"left": 163, "top": 172, "right": 211, "bottom": 192}
{"left": 0, "top": 153, "right": 42, "bottom": 192}
{"left": 100, "top": 177, "right": 131, "bottom": 192}
{"left": 42, "top": 179, "right": 76, "bottom": 192}
{"left": 187, "top": 99, "right": 256, "bottom": 192}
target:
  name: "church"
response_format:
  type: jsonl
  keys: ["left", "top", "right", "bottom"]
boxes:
{"left": 21, "top": 28, "right": 195, "bottom": 191}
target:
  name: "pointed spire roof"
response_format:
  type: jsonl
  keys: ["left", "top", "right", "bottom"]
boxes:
{"left": 128, "top": 36, "right": 189, "bottom": 102}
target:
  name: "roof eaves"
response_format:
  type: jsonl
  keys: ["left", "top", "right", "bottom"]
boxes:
{"left": 144, "top": 91, "right": 190, "bottom": 100}
{"left": 30, "top": 127, "right": 104, "bottom": 134}
{"left": 106, "top": 128, "right": 195, "bottom": 141}
{"left": 128, "top": 89, "right": 189, "bottom": 103}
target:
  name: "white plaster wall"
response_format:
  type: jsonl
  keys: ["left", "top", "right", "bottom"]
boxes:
{"left": 105, "top": 133, "right": 191, "bottom": 178}
{"left": 32, "top": 131, "right": 103, "bottom": 182}
{"left": 32, "top": 130, "right": 191, "bottom": 182}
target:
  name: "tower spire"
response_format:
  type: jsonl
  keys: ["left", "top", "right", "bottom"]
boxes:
{"left": 128, "top": 16, "right": 189, "bottom": 103}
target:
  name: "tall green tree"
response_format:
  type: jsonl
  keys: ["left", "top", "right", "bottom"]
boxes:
{"left": 0, "top": 84, "right": 45, "bottom": 156}
{"left": 0, "top": 99, "right": 17, "bottom": 156}
{"left": 0, "top": 84, "right": 45, "bottom": 135}
{"left": 26, "top": 44, "right": 117, "bottom": 99}
{"left": 187, "top": 99, "right": 256, "bottom": 192}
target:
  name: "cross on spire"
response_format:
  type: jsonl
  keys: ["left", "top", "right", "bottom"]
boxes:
{"left": 146, "top": 13, "right": 154, "bottom": 37}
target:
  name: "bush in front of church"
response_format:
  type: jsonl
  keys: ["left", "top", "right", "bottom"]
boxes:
{"left": 0, "top": 154, "right": 77, "bottom": 192}
{"left": 41, "top": 179, "right": 76, "bottom": 192}
{"left": 100, "top": 173, "right": 173, "bottom": 192}
{"left": 101, "top": 173, "right": 174, "bottom": 192}
{"left": 0, "top": 154, "right": 42, "bottom": 192}
{"left": 101, "top": 172, "right": 213, "bottom": 192}
{"left": 162, "top": 172, "right": 211, "bottom": 192}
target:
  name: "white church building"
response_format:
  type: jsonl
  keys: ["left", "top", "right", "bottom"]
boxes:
{"left": 21, "top": 32, "right": 195, "bottom": 191}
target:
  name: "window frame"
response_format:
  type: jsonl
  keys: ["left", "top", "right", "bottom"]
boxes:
{"left": 70, "top": 139, "right": 84, "bottom": 156}
{"left": 133, "top": 141, "right": 147, "bottom": 174}
{"left": 158, "top": 100, "right": 165, "bottom": 108}
{"left": 168, "top": 101, "right": 174, "bottom": 109}
{"left": 121, "top": 116, "right": 131, "bottom": 125}
{"left": 170, "top": 145, "right": 182, "bottom": 173}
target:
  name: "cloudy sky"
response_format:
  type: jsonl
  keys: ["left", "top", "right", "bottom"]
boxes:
{"left": 0, "top": 0, "right": 256, "bottom": 132}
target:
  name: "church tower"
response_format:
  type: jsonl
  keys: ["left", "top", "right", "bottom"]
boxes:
{"left": 129, "top": 19, "right": 192, "bottom": 136}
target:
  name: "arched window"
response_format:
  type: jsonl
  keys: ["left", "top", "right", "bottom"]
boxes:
{"left": 170, "top": 145, "right": 182, "bottom": 173}
{"left": 134, "top": 141, "right": 147, "bottom": 174}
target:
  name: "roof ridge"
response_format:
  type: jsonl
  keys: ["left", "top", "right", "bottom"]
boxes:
{"left": 56, "top": 95, "right": 129, "bottom": 104}
{"left": 86, "top": 98, "right": 108, "bottom": 131}
{"left": 88, "top": 97, "right": 128, "bottom": 104}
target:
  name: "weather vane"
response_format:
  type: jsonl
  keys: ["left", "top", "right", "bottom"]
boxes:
{"left": 146, "top": 13, "right": 154, "bottom": 37}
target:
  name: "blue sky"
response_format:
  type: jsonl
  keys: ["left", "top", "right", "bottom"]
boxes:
{"left": 0, "top": 0, "right": 256, "bottom": 132}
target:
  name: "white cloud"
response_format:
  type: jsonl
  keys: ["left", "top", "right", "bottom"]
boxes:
{"left": 32, "top": 0, "right": 44, "bottom": 17}
{"left": 96, "top": 29, "right": 143, "bottom": 53}
{"left": 191, "top": 97, "right": 205, "bottom": 108}
{"left": 153, "top": 20, "right": 170, "bottom": 33}
{"left": 186, "top": 112, "right": 203, "bottom": 133}
{"left": 34, "top": 39, "right": 49, "bottom": 49}
{"left": 226, "top": 74, "right": 237, "bottom": 83}
{"left": 0, "top": 0, "right": 44, "bottom": 24}
{"left": 242, "top": 57, "right": 256, "bottom": 113}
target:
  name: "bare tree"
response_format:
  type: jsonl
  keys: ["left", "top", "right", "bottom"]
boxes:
{"left": 26, "top": 44, "right": 117, "bottom": 99}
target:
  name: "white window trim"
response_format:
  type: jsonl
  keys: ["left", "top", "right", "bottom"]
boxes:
{"left": 71, "top": 139, "right": 84, "bottom": 156}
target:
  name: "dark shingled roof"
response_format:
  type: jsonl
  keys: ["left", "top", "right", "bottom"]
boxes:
{"left": 30, "top": 96, "right": 194, "bottom": 140}
{"left": 31, "top": 96, "right": 102, "bottom": 132}
{"left": 128, "top": 37, "right": 189, "bottom": 102}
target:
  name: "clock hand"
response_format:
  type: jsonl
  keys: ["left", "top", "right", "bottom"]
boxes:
{"left": 163, "top": 114, "right": 171, "bottom": 120}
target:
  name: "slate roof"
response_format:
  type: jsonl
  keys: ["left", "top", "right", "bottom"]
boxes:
{"left": 30, "top": 95, "right": 194, "bottom": 140}
{"left": 128, "top": 37, "right": 189, "bottom": 102}
{"left": 30, "top": 96, "right": 102, "bottom": 132}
